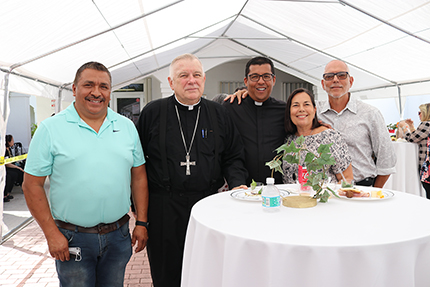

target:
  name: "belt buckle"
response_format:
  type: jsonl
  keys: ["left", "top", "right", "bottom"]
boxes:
{"left": 97, "top": 223, "right": 107, "bottom": 234}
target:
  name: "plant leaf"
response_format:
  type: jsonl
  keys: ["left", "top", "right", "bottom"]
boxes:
{"left": 265, "top": 161, "right": 284, "bottom": 175}
{"left": 317, "top": 143, "right": 333, "bottom": 154}
{"left": 319, "top": 190, "right": 330, "bottom": 203}
{"left": 275, "top": 143, "right": 290, "bottom": 154}
{"left": 304, "top": 152, "right": 315, "bottom": 163}
{"left": 295, "top": 135, "right": 305, "bottom": 146}
{"left": 251, "top": 179, "right": 257, "bottom": 190}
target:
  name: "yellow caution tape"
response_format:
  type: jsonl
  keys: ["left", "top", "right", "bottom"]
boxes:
{"left": 0, "top": 154, "right": 27, "bottom": 165}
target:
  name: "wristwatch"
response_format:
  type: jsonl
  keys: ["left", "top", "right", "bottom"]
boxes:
{"left": 135, "top": 221, "right": 149, "bottom": 229}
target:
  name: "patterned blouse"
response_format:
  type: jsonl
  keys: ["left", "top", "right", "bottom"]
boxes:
{"left": 420, "top": 137, "right": 430, "bottom": 184}
{"left": 282, "top": 129, "right": 352, "bottom": 184}
{"left": 404, "top": 121, "right": 430, "bottom": 169}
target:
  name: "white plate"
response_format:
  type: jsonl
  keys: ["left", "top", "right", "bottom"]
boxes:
{"left": 335, "top": 189, "right": 394, "bottom": 201}
{"left": 230, "top": 188, "right": 290, "bottom": 202}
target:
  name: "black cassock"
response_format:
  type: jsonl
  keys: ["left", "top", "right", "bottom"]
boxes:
{"left": 223, "top": 96, "right": 287, "bottom": 185}
{"left": 137, "top": 95, "right": 247, "bottom": 287}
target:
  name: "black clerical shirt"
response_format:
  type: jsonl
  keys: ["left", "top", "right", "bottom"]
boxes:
{"left": 223, "top": 96, "right": 286, "bottom": 185}
{"left": 137, "top": 95, "right": 247, "bottom": 193}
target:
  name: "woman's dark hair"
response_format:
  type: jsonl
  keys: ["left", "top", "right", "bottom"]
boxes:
{"left": 284, "top": 88, "right": 321, "bottom": 135}
{"left": 5, "top": 134, "right": 13, "bottom": 148}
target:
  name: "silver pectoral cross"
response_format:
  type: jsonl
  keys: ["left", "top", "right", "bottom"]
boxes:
{"left": 180, "top": 154, "right": 196, "bottom": 175}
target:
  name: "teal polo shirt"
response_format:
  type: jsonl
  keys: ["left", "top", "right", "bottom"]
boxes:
{"left": 25, "top": 103, "right": 145, "bottom": 227}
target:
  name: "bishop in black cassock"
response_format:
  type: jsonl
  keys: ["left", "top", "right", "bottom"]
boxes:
{"left": 136, "top": 54, "right": 247, "bottom": 287}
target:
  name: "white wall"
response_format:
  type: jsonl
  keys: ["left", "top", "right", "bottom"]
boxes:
{"left": 204, "top": 59, "right": 311, "bottom": 101}
{"left": 35, "top": 96, "right": 72, "bottom": 125}
{"left": 7, "top": 93, "right": 31, "bottom": 149}
{"left": 403, "top": 94, "right": 430, "bottom": 123}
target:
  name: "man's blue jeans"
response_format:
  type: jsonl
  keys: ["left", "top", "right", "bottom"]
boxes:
{"left": 56, "top": 221, "right": 132, "bottom": 287}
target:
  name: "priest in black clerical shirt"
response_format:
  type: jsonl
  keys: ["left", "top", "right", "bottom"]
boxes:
{"left": 223, "top": 56, "right": 287, "bottom": 185}
{"left": 136, "top": 53, "right": 248, "bottom": 287}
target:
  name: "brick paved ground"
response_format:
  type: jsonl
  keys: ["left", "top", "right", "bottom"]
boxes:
{"left": 0, "top": 214, "right": 153, "bottom": 287}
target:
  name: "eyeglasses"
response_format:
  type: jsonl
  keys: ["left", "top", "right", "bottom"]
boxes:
{"left": 419, "top": 111, "right": 422, "bottom": 115}
{"left": 248, "top": 73, "right": 274, "bottom": 82}
{"left": 322, "top": 72, "right": 349, "bottom": 81}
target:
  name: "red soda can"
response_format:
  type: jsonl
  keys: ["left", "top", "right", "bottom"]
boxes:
{"left": 298, "top": 165, "right": 311, "bottom": 191}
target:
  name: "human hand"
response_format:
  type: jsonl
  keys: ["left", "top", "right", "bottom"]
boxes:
{"left": 224, "top": 90, "right": 248, "bottom": 104}
{"left": 232, "top": 185, "right": 248, "bottom": 190}
{"left": 405, "top": 119, "right": 414, "bottom": 128}
{"left": 46, "top": 231, "right": 70, "bottom": 262}
{"left": 398, "top": 120, "right": 407, "bottom": 128}
{"left": 319, "top": 120, "right": 332, "bottom": 129}
{"left": 131, "top": 225, "right": 148, "bottom": 253}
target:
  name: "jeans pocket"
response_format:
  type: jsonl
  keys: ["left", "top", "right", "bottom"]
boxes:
{"left": 58, "top": 227, "right": 75, "bottom": 243}
{"left": 118, "top": 221, "right": 130, "bottom": 238}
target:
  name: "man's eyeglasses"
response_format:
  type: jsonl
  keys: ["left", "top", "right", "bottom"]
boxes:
{"left": 248, "top": 73, "right": 274, "bottom": 82}
{"left": 322, "top": 72, "right": 349, "bottom": 81}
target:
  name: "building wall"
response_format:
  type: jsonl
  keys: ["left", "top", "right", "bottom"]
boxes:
{"left": 7, "top": 93, "right": 32, "bottom": 149}
{"left": 35, "top": 96, "right": 72, "bottom": 125}
{"left": 203, "top": 59, "right": 310, "bottom": 101}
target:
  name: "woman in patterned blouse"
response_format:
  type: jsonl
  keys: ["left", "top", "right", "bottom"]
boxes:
{"left": 282, "top": 88, "right": 353, "bottom": 184}
{"left": 398, "top": 103, "right": 430, "bottom": 170}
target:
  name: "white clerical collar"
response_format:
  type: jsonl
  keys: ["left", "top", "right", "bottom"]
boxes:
{"left": 254, "top": 101, "right": 263, "bottom": 106}
{"left": 175, "top": 95, "right": 201, "bottom": 110}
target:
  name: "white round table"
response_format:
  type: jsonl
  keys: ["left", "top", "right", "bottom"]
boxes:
{"left": 181, "top": 185, "right": 430, "bottom": 287}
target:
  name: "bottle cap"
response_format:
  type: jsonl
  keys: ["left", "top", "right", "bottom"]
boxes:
{"left": 266, "top": 177, "right": 275, "bottom": 184}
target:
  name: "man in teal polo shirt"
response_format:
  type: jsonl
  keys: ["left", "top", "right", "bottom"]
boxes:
{"left": 23, "top": 62, "right": 149, "bottom": 287}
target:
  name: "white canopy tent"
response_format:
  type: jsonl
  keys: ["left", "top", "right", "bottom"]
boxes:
{"left": 1, "top": 0, "right": 430, "bottom": 236}
{"left": 1, "top": 0, "right": 430, "bottom": 103}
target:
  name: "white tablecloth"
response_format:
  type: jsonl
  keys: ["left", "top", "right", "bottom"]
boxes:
{"left": 182, "top": 186, "right": 430, "bottom": 287}
{"left": 384, "top": 141, "right": 424, "bottom": 197}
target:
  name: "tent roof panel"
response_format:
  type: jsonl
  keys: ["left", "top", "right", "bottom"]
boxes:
{"left": 1, "top": 0, "right": 429, "bottom": 100}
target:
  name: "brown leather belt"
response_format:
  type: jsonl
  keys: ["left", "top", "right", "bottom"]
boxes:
{"left": 55, "top": 214, "right": 130, "bottom": 235}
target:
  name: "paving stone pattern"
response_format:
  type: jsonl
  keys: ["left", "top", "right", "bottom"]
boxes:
{"left": 0, "top": 214, "right": 153, "bottom": 287}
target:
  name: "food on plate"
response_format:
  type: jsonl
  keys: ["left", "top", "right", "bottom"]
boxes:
{"left": 338, "top": 188, "right": 370, "bottom": 198}
{"left": 246, "top": 190, "right": 262, "bottom": 197}
{"left": 371, "top": 190, "right": 385, "bottom": 199}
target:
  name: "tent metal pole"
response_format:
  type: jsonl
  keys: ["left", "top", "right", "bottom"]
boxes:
{"left": 2, "top": 71, "right": 10, "bottom": 121}
{"left": 0, "top": 67, "right": 72, "bottom": 91}
{"left": 220, "top": 0, "right": 249, "bottom": 36}
{"left": 241, "top": 14, "right": 397, "bottom": 85}
{"left": 229, "top": 38, "right": 319, "bottom": 82}
{"left": 56, "top": 88, "right": 61, "bottom": 114}
{"left": 109, "top": 15, "right": 236, "bottom": 69}
{"left": 340, "top": 0, "right": 430, "bottom": 46}
{"left": 397, "top": 85, "right": 402, "bottom": 118}
{"left": 10, "top": 0, "right": 184, "bottom": 70}
{"left": 56, "top": 83, "right": 72, "bottom": 114}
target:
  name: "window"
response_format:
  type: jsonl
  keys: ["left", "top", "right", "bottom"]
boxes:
{"left": 220, "top": 81, "right": 245, "bottom": 94}
{"left": 283, "top": 82, "right": 314, "bottom": 101}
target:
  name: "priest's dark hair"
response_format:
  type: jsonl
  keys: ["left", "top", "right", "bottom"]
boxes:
{"left": 73, "top": 61, "right": 112, "bottom": 86}
{"left": 245, "top": 57, "right": 275, "bottom": 77}
{"left": 284, "top": 88, "right": 321, "bottom": 135}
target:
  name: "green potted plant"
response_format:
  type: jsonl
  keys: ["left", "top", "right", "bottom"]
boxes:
{"left": 266, "top": 135, "right": 339, "bottom": 203}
